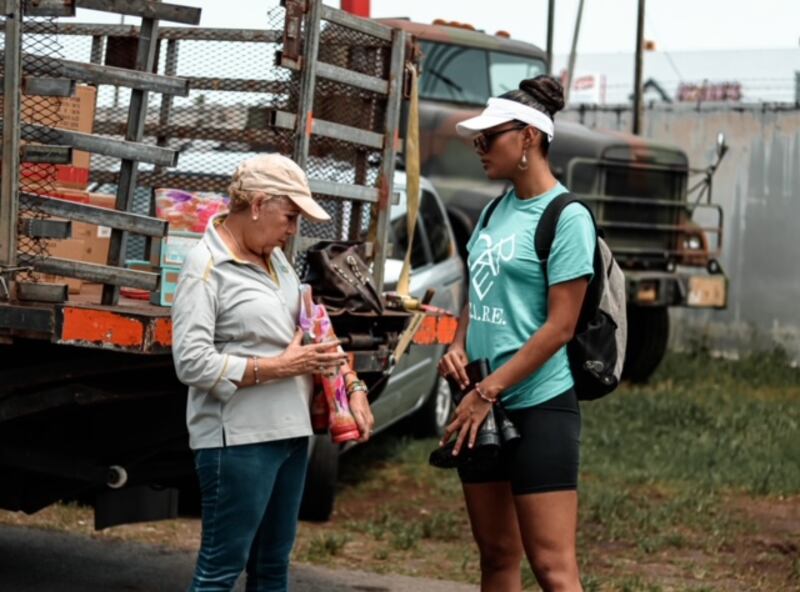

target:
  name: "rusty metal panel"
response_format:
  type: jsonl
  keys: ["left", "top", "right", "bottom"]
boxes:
{"left": 55, "top": 305, "right": 172, "bottom": 353}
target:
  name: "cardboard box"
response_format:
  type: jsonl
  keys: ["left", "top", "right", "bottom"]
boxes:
{"left": 10, "top": 85, "right": 98, "bottom": 191}
{"left": 88, "top": 192, "right": 117, "bottom": 210}
{"left": 46, "top": 222, "right": 110, "bottom": 266}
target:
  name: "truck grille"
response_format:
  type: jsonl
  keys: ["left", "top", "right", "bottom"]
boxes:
{"left": 570, "top": 160, "right": 688, "bottom": 270}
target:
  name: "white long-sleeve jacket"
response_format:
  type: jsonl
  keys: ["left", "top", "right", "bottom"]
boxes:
{"left": 171, "top": 217, "right": 312, "bottom": 450}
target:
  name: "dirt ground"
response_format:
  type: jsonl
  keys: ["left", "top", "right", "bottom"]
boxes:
{"left": 1, "top": 481, "right": 796, "bottom": 590}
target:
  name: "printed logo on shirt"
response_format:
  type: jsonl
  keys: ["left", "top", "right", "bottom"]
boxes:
{"left": 470, "top": 232, "right": 516, "bottom": 301}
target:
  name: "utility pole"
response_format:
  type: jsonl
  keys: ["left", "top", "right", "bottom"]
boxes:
{"left": 546, "top": 0, "right": 555, "bottom": 74}
{"left": 565, "top": 0, "right": 585, "bottom": 103}
{"left": 632, "top": 0, "right": 646, "bottom": 134}
{"left": 795, "top": 71, "right": 800, "bottom": 105}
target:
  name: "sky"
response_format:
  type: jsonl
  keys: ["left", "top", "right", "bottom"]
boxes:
{"left": 69, "top": 0, "right": 800, "bottom": 55}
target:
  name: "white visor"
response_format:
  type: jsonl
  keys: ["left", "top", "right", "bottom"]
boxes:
{"left": 455, "top": 97, "right": 555, "bottom": 143}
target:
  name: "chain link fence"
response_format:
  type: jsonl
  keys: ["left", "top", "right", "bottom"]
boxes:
{"left": 17, "top": 2, "right": 399, "bottom": 267}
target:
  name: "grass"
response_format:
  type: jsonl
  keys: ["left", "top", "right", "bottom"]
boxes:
{"left": 2, "top": 350, "right": 798, "bottom": 590}
{"left": 293, "top": 349, "right": 800, "bottom": 590}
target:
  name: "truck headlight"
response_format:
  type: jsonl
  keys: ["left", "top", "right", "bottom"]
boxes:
{"left": 683, "top": 235, "right": 703, "bottom": 251}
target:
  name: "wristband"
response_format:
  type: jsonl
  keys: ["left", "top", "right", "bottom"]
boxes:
{"left": 252, "top": 356, "right": 261, "bottom": 385}
{"left": 347, "top": 381, "right": 368, "bottom": 396}
{"left": 474, "top": 383, "right": 496, "bottom": 404}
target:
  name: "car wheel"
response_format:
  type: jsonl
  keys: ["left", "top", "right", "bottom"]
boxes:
{"left": 414, "top": 375, "right": 453, "bottom": 438}
{"left": 298, "top": 435, "right": 339, "bottom": 522}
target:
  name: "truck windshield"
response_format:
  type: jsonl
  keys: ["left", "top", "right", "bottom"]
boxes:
{"left": 419, "top": 41, "right": 546, "bottom": 105}
{"left": 489, "top": 51, "right": 546, "bottom": 95}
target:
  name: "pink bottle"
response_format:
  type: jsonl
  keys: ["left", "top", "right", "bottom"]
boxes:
{"left": 300, "top": 285, "right": 360, "bottom": 443}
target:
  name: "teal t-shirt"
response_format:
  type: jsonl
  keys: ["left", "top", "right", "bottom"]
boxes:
{"left": 465, "top": 183, "right": 596, "bottom": 410}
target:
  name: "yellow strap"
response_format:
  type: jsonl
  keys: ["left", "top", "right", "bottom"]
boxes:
{"left": 392, "top": 311, "right": 426, "bottom": 363}
{"left": 396, "top": 64, "right": 421, "bottom": 297}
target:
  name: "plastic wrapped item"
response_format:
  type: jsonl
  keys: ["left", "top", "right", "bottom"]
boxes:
{"left": 299, "top": 284, "right": 361, "bottom": 443}
{"left": 154, "top": 188, "right": 229, "bottom": 233}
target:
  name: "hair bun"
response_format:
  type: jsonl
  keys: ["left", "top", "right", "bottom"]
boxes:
{"left": 519, "top": 75, "right": 565, "bottom": 117}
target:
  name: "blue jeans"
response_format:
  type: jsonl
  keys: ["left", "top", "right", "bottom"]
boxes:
{"left": 189, "top": 437, "right": 309, "bottom": 592}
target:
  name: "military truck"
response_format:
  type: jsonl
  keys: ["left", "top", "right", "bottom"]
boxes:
{"left": 380, "top": 18, "right": 728, "bottom": 381}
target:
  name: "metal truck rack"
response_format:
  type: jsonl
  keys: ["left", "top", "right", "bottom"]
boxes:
{"left": 0, "top": 0, "right": 416, "bottom": 358}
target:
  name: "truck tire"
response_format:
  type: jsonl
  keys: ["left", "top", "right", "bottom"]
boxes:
{"left": 298, "top": 435, "right": 339, "bottom": 522}
{"left": 623, "top": 305, "right": 670, "bottom": 383}
{"left": 414, "top": 375, "right": 453, "bottom": 438}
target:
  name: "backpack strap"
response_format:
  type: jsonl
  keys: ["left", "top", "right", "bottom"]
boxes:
{"left": 535, "top": 192, "right": 603, "bottom": 328}
{"left": 534, "top": 191, "right": 600, "bottom": 285}
{"left": 479, "top": 192, "right": 506, "bottom": 231}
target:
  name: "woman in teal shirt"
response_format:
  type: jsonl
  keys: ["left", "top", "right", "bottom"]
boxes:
{"left": 439, "top": 75, "right": 594, "bottom": 592}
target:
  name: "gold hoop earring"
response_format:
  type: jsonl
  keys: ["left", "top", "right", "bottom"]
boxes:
{"left": 518, "top": 151, "right": 529, "bottom": 171}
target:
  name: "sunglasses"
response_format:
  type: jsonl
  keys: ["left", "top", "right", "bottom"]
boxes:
{"left": 473, "top": 124, "right": 527, "bottom": 153}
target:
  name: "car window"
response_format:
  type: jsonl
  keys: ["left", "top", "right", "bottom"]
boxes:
{"left": 419, "top": 190, "right": 452, "bottom": 263}
{"left": 419, "top": 41, "right": 490, "bottom": 105}
{"left": 390, "top": 191, "right": 429, "bottom": 269}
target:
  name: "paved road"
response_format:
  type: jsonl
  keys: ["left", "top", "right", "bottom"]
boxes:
{"left": 0, "top": 525, "right": 476, "bottom": 592}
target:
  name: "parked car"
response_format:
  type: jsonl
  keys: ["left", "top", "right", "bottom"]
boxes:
{"left": 299, "top": 172, "right": 465, "bottom": 521}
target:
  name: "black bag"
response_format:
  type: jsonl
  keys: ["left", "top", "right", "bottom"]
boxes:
{"left": 304, "top": 241, "right": 384, "bottom": 314}
{"left": 480, "top": 192, "right": 627, "bottom": 400}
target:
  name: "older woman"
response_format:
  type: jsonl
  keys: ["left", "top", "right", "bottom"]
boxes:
{"left": 172, "top": 153, "right": 374, "bottom": 592}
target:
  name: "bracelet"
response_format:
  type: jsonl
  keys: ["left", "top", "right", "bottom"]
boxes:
{"left": 252, "top": 356, "right": 261, "bottom": 385}
{"left": 474, "top": 383, "right": 496, "bottom": 404}
{"left": 347, "top": 380, "right": 368, "bottom": 396}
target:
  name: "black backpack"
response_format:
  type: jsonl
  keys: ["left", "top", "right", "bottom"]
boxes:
{"left": 480, "top": 191, "right": 627, "bottom": 400}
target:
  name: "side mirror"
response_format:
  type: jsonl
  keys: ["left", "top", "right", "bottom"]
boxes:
{"left": 715, "top": 132, "right": 729, "bottom": 161}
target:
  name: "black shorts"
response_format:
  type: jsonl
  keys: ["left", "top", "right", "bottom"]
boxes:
{"left": 457, "top": 388, "right": 581, "bottom": 495}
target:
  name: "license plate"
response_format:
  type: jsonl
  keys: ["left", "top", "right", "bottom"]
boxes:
{"left": 688, "top": 276, "right": 727, "bottom": 308}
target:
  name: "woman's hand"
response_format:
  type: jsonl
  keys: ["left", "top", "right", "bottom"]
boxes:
{"left": 438, "top": 343, "right": 470, "bottom": 390}
{"left": 276, "top": 329, "right": 348, "bottom": 378}
{"left": 440, "top": 390, "right": 494, "bottom": 455}
{"left": 348, "top": 391, "right": 374, "bottom": 443}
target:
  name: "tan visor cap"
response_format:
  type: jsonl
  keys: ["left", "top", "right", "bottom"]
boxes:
{"left": 231, "top": 153, "right": 330, "bottom": 223}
